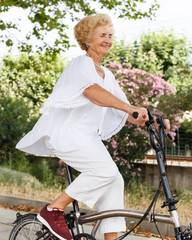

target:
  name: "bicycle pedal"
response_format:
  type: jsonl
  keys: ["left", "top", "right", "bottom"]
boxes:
{"left": 36, "top": 231, "right": 44, "bottom": 238}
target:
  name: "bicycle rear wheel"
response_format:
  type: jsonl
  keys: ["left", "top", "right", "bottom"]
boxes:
{"left": 9, "top": 213, "right": 58, "bottom": 240}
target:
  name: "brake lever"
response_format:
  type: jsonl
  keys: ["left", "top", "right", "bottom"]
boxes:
{"left": 145, "top": 109, "right": 155, "bottom": 127}
{"left": 156, "top": 117, "right": 166, "bottom": 149}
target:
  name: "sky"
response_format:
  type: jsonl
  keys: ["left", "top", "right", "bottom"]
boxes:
{"left": 0, "top": 0, "right": 192, "bottom": 60}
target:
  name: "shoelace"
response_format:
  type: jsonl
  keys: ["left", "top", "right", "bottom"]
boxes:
{"left": 52, "top": 209, "right": 67, "bottom": 226}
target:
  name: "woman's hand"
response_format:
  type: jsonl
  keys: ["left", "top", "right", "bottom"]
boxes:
{"left": 164, "top": 119, "right": 171, "bottom": 132}
{"left": 154, "top": 118, "right": 171, "bottom": 132}
{"left": 127, "top": 106, "right": 149, "bottom": 127}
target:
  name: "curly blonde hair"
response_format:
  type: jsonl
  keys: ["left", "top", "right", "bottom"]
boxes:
{"left": 74, "top": 13, "right": 113, "bottom": 51}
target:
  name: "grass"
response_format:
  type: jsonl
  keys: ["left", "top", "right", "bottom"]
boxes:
{"left": 0, "top": 167, "right": 43, "bottom": 189}
{"left": 0, "top": 167, "right": 191, "bottom": 225}
{"left": 0, "top": 167, "right": 64, "bottom": 201}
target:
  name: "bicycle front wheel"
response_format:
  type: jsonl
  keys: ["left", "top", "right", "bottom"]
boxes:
{"left": 9, "top": 213, "right": 58, "bottom": 240}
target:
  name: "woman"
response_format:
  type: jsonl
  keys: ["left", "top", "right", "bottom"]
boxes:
{"left": 16, "top": 14, "right": 166, "bottom": 240}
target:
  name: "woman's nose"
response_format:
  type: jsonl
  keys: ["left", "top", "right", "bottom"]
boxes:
{"left": 104, "top": 36, "right": 112, "bottom": 43}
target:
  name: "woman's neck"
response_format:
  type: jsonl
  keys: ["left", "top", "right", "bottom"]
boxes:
{"left": 86, "top": 49, "right": 103, "bottom": 65}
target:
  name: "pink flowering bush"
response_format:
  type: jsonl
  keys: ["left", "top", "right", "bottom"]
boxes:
{"left": 104, "top": 62, "right": 181, "bottom": 181}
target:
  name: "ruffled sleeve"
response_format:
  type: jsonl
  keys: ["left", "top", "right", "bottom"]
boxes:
{"left": 99, "top": 69, "right": 130, "bottom": 140}
{"left": 42, "top": 55, "right": 102, "bottom": 114}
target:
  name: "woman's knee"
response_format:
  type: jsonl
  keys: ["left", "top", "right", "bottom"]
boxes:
{"left": 101, "top": 164, "right": 120, "bottom": 181}
{"left": 117, "top": 171, "right": 124, "bottom": 188}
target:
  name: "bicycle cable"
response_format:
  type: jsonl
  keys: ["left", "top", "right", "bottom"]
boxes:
{"left": 152, "top": 180, "right": 164, "bottom": 240}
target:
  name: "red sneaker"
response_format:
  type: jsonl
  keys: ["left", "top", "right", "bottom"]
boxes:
{"left": 37, "top": 204, "right": 73, "bottom": 240}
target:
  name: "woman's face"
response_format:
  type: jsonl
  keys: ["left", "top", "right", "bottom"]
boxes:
{"left": 88, "top": 24, "right": 113, "bottom": 57}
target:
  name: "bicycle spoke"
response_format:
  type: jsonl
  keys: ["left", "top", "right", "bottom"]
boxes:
{"left": 10, "top": 217, "right": 49, "bottom": 240}
{"left": 18, "top": 222, "right": 41, "bottom": 239}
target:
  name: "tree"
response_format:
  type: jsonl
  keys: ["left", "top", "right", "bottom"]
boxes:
{"left": 0, "top": 54, "right": 67, "bottom": 169}
{"left": 135, "top": 31, "right": 192, "bottom": 112}
{"left": 0, "top": 54, "right": 66, "bottom": 109}
{"left": 0, "top": 95, "right": 37, "bottom": 169}
{"left": 0, "top": 0, "right": 159, "bottom": 54}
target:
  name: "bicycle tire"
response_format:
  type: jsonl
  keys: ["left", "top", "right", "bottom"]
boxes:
{"left": 9, "top": 213, "right": 58, "bottom": 240}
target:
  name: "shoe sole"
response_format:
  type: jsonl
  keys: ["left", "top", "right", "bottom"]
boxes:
{"left": 37, "top": 213, "right": 72, "bottom": 240}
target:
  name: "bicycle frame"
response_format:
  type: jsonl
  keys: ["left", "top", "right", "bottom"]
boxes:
{"left": 66, "top": 110, "right": 192, "bottom": 240}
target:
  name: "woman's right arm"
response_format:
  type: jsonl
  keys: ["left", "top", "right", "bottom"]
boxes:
{"left": 83, "top": 84, "right": 148, "bottom": 127}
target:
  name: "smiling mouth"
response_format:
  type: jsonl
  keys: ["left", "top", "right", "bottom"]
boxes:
{"left": 101, "top": 45, "right": 111, "bottom": 48}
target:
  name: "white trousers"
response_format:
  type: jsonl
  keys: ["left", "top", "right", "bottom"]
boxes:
{"left": 47, "top": 139, "right": 126, "bottom": 234}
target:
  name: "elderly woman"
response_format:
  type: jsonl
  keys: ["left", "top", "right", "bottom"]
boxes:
{"left": 16, "top": 14, "right": 151, "bottom": 240}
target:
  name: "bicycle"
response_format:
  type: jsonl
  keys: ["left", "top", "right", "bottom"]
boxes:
{"left": 9, "top": 110, "right": 192, "bottom": 240}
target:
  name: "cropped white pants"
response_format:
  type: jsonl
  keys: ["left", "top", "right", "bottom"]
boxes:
{"left": 46, "top": 139, "right": 126, "bottom": 234}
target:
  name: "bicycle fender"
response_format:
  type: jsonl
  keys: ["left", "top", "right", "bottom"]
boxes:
{"left": 13, "top": 212, "right": 37, "bottom": 224}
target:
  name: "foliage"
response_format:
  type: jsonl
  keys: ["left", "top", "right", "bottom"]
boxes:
{"left": 103, "top": 39, "right": 163, "bottom": 75}
{"left": 28, "top": 157, "right": 66, "bottom": 187}
{"left": 182, "top": 112, "right": 192, "bottom": 133}
{"left": 1, "top": 54, "right": 65, "bottom": 108}
{"left": 0, "top": 166, "right": 43, "bottom": 189}
{"left": 174, "top": 121, "right": 192, "bottom": 157}
{"left": 0, "top": 54, "right": 67, "bottom": 184}
{"left": 126, "top": 178, "right": 192, "bottom": 207}
{"left": 0, "top": 95, "right": 37, "bottom": 166}
{"left": 126, "top": 178, "right": 154, "bottom": 205}
{"left": 135, "top": 31, "right": 192, "bottom": 112}
{"left": 104, "top": 62, "right": 181, "bottom": 180}
{"left": 0, "top": 162, "right": 66, "bottom": 189}
{"left": 0, "top": 0, "right": 159, "bottom": 54}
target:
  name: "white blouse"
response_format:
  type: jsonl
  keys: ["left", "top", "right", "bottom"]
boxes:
{"left": 16, "top": 55, "right": 130, "bottom": 155}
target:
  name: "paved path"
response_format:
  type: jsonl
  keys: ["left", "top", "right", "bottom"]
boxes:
{"left": 0, "top": 207, "right": 159, "bottom": 240}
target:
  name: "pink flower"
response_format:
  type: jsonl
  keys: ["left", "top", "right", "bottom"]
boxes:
{"left": 59, "top": 159, "right": 64, "bottom": 166}
{"left": 129, "top": 141, "right": 137, "bottom": 146}
{"left": 111, "top": 139, "right": 117, "bottom": 149}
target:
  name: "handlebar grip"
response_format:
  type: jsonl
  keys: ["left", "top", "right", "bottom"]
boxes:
{"left": 132, "top": 112, "right": 139, "bottom": 119}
